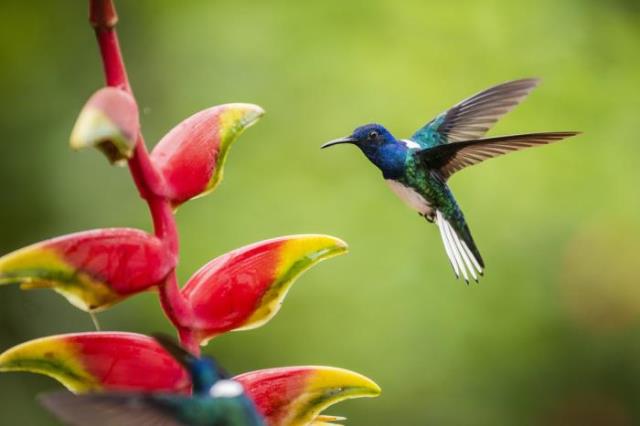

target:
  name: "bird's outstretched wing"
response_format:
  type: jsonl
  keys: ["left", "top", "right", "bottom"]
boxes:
{"left": 39, "top": 391, "right": 183, "bottom": 426}
{"left": 410, "top": 78, "right": 540, "bottom": 148}
{"left": 418, "top": 132, "right": 579, "bottom": 179}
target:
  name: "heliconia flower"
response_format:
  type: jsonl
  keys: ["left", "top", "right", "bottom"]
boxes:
{"left": 0, "top": 229, "right": 174, "bottom": 312}
{"left": 70, "top": 87, "right": 139, "bottom": 164}
{"left": 0, "top": 333, "right": 380, "bottom": 426}
{"left": 150, "top": 103, "right": 264, "bottom": 206}
{"left": 0, "top": 333, "right": 189, "bottom": 393}
{"left": 182, "top": 235, "right": 347, "bottom": 345}
{"left": 235, "top": 367, "right": 381, "bottom": 426}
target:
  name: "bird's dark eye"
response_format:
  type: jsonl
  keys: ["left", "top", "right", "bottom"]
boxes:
{"left": 368, "top": 131, "right": 379, "bottom": 140}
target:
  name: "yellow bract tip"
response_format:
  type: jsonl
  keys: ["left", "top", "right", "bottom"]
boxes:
{"left": 307, "top": 366, "right": 381, "bottom": 397}
{"left": 206, "top": 103, "right": 265, "bottom": 193}
{"left": 236, "top": 235, "right": 348, "bottom": 332}
{"left": 0, "top": 336, "right": 97, "bottom": 393}
{"left": 0, "top": 245, "right": 120, "bottom": 312}
{"left": 285, "top": 366, "right": 380, "bottom": 426}
{"left": 277, "top": 235, "right": 348, "bottom": 275}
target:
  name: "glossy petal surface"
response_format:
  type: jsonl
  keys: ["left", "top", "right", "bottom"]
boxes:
{"left": 0, "top": 333, "right": 190, "bottom": 393}
{"left": 235, "top": 366, "right": 381, "bottom": 426}
{"left": 151, "top": 103, "right": 264, "bottom": 206}
{"left": 0, "top": 228, "right": 174, "bottom": 311}
{"left": 182, "top": 235, "right": 347, "bottom": 344}
{"left": 70, "top": 87, "right": 139, "bottom": 164}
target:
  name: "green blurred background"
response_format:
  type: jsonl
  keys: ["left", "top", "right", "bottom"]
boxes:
{"left": 1, "top": 0, "right": 639, "bottom": 424}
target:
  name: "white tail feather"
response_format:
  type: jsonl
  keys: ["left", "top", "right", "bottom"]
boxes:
{"left": 447, "top": 221, "right": 478, "bottom": 282}
{"left": 436, "top": 210, "right": 483, "bottom": 282}
{"left": 443, "top": 216, "right": 469, "bottom": 282}
{"left": 461, "top": 239, "right": 483, "bottom": 274}
{"left": 436, "top": 211, "right": 460, "bottom": 278}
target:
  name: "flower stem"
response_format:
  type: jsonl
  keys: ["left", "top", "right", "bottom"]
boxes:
{"left": 160, "top": 275, "right": 200, "bottom": 354}
{"left": 88, "top": 0, "right": 193, "bottom": 350}
{"left": 89, "top": 0, "right": 128, "bottom": 91}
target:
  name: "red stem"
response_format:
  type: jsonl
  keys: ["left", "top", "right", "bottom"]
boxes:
{"left": 89, "top": 0, "right": 195, "bottom": 352}
{"left": 160, "top": 275, "right": 199, "bottom": 353}
{"left": 93, "top": 25, "right": 130, "bottom": 91}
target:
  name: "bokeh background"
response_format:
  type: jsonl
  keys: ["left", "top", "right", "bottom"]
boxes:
{"left": 1, "top": 0, "right": 640, "bottom": 424}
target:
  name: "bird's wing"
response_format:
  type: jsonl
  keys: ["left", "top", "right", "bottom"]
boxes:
{"left": 418, "top": 132, "right": 579, "bottom": 180}
{"left": 39, "top": 391, "right": 184, "bottom": 426}
{"left": 410, "top": 78, "right": 540, "bottom": 148}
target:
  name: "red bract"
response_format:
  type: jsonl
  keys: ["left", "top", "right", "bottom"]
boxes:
{"left": 0, "top": 333, "right": 189, "bottom": 393}
{"left": 151, "top": 103, "right": 264, "bottom": 206}
{"left": 0, "top": 333, "right": 380, "bottom": 426}
{"left": 0, "top": 229, "right": 174, "bottom": 311}
{"left": 182, "top": 235, "right": 347, "bottom": 344}
{"left": 70, "top": 87, "right": 139, "bottom": 164}
{"left": 236, "top": 367, "right": 381, "bottom": 426}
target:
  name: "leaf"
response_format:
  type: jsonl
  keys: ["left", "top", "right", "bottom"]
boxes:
{"left": 0, "top": 333, "right": 190, "bottom": 393}
{"left": 235, "top": 366, "right": 381, "bottom": 426}
{"left": 0, "top": 228, "right": 174, "bottom": 311}
{"left": 150, "top": 103, "right": 264, "bottom": 206}
{"left": 182, "top": 235, "right": 348, "bottom": 344}
{"left": 70, "top": 87, "right": 139, "bottom": 164}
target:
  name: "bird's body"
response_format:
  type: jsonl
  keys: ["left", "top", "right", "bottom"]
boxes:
{"left": 359, "top": 131, "right": 484, "bottom": 278}
{"left": 322, "top": 78, "right": 579, "bottom": 282}
{"left": 39, "top": 335, "right": 265, "bottom": 426}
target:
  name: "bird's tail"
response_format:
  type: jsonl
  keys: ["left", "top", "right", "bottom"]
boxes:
{"left": 435, "top": 209, "right": 484, "bottom": 283}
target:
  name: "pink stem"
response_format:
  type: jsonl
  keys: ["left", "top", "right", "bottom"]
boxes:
{"left": 89, "top": 0, "right": 192, "bottom": 344}
{"left": 178, "top": 330, "right": 201, "bottom": 356}
{"left": 160, "top": 275, "right": 200, "bottom": 354}
{"left": 93, "top": 25, "right": 130, "bottom": 91}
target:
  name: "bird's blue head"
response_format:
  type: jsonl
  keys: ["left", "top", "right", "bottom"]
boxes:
{"left": 322, "top": 123, "right": 408, "bottom": 178}
{"left": 189, "top": 356, "right": 227, "bottom": 394}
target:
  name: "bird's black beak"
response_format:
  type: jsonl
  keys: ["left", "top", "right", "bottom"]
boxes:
{"left": 321, "top": 136, "right": 357, "bottom": 149}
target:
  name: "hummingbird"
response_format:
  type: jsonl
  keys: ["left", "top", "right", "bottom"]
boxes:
{"left": 322, "top": 78, "right": 579, "bottom": 283}
{"left": 39, "top": 334, "right": 265, "bottom": 426}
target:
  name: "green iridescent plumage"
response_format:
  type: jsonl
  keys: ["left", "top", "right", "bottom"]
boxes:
{"left": 410, "top": 113, "right": 447, "bottom": 148}
{"left": 400, "top": 156, "right": 482, "bottom": 264}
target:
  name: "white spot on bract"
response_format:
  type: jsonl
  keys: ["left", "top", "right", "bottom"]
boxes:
{"left": 210, "top": 380, "right": 244, "bottom": 398}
